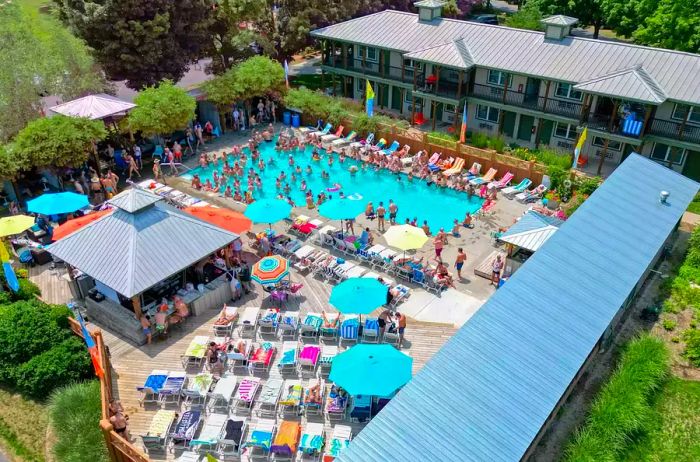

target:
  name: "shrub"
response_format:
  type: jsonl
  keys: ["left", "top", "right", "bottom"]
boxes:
{"left": 662, "top": 318, "right": 677, "bottom": 331}
{"left": 690, "top": 319, "right": 698, "bottom": 329}
{"left": 576, "top": 176, "right": 602, "bottom": 196}
{"left": 563, "top": 194, "right": 586, "bottom": 218}
{"left": 683, "top": 329, "right": 700, "bottom": 367}
{"left": 565, "top": 334, "right": 669, "bottom": 461}
{"left": 471, "top": 132, "right": 489, "bottom": 149}
{"left": 546, "top": 165, "right": 569, "bottom": 194}
{"left": 488, "top": 136, "right": 506, "bottom": 153}
{"left": 50, "top": 381, "right": 109, "bottom": 462}
{"left": 15, "top": 268, "right": 28, "bottom": 279}
{"left": 663, "top": 226, "right": 700, "bottom": 317}
{"left": 12, "top": 278, "right": 41, "bottom": 301}
{"left": 671, "top": 336, "right": 681, "bottom": 343}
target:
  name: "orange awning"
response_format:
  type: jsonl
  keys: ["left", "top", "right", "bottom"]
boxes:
{"left": 52, "top": 209, "right": 113, "bottom": 241}
{"left": 183, "top": 206, "right": 252, "bottom": 235}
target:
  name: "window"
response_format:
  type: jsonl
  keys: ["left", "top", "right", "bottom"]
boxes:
{"left": 592, "top": 136, "right": 621, "bottom": 151}
{"left": 487, "top": 70, "right": 510, "bottom": 87}
{"left": 356, "top": 46, "right": 378, "bottom": 63}
{"left": 554, "top": 82, "right": 583, "bottom": 101}
{"left": 650, "top": 143, "right": 686, "bottom": 165}
{"left": 356, "top": 78, "right": 366, "bottom": 93}
{"left": 672, "top": 104, "right": 700, "bottom": 125}
{"left": 404, "top": 91, "right": 423, "bottom": 106}
{"left": 403, "top": 59, "right": 424, "bottom": 70}
{"left": 444, "top": 104, "right": 456, "bottom": 113}
{"left": 476, "top": 104, "right": 499, "bottom": 123}
{"left": 553, "top": 122, "right": 577, "bottom": 140}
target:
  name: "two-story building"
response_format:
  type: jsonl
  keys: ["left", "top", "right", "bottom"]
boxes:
{"left": 311, "top": 0, "right": 700, "bottom": 181}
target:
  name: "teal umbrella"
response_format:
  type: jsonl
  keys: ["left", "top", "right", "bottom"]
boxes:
{"left": 330, "top": 344, "right": 412, "bottom": 396}
{"left": 27, "top": 192, "right": 89, "bottom": 215}
{"left": 244, "top": 198, "right": 292, "bottom": 228}
{"left": 330, "top": 277, "right": 387, "bottom": 314}
{"left": 318, "top": 197, "right": 366, "bottom": 221}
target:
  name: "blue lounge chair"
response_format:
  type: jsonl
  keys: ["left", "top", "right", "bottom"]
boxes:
{"left": 339, "top": 315, "right": 359, "bottom": 346}
{"left": 381, "top": 141, "right": 400, "bottom": 156}
{"left": 311, "top": 123, "right": 332, "bottom": 137}
{"left": 502, "top": 178, "right": 532, "bottom": 196}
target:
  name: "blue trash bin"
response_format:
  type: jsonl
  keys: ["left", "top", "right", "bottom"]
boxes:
{"left": 283, "top": 111, "right": 291, "bottom": 126}
{"left": 291, "top": 113, "right": 300, "bottom": 128}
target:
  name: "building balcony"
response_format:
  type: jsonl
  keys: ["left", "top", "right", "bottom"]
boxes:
{"left": 647, "top": 119, "right": 700, "bottom": 145}
{"left": 469, "top": 84, "right": 582, "bottom": 119}
{"left": 322, "top": 57, "right": 418, "bottom": 85}
{"left": 414, "top": 78, "right": 463, "bottom": 100}
{"left": 586, "top": 114, "right": 644, "bottom": 140}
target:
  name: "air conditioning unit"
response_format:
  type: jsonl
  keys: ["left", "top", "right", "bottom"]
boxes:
{"left": 478, "top": 123, "right": 494, "bottom": 131}
{"left": 445, "top": 114, "right": 456, "bottom": 123}
{"left": 556, "top": 141, "right": 574, "bottom": 149}
{"left": 595, "top": 149, "right": 613, "bottom": 159}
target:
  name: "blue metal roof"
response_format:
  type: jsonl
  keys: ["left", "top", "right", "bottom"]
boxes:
{"left": 500, "top": 211, "right": 564, "bottom": 252}
{"left": 338, "top": 154, "right": 699, "bottom": 462}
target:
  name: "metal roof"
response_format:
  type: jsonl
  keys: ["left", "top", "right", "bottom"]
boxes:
{"left": 48, "top": 93, "right": 136, "bottom": 120}
{"left": 541, "top": 15, "right": 578, "bottom": 26}
{"left": 499, "top": 211, "right": 563, "bottom": 252}
{"left": 337, "top": 154, "right": 699, "bottom": 462}
{"left": 311, "top": 11, "right": 700, "bottom": 104}
{"left": 47, "top": 190, "right": 238, "bottom": 298}
{"left": 414, "top": 0, "right": 446, "bottom": 8}
{"left": 108, "top": 188, "right": 163, "bottom": 213}
{"left": 573, "top": 65, "right": 667, "bottom": 104}
{"left": 404, "top": 38, "right": 474, "bottom": 69}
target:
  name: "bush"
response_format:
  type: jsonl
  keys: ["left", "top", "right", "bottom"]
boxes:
{"left": 12, "top": 278, "right": 41, "bottom": 301}
{"left": 565, "top": 334, "right": 670, "bottom": 461}
{"left": 576, "top": 176, "right": 602, "bottom": 196}
{"left": 663, "top": 226, "right": 700, "bottom": 317}
{"left": 688, "top": 192, "right": 700, "bottom": 214}
{"left": 547, "top": 165, "right": 569, "bottom": 194}
{"left": 662, "top": 318, "right": 677, "bottom": 331}
{"left": 683, "top": 329, "right": 700, "bottom": 367}
{"left": 50, "top": 381, "right": 109, "bottom": 462}
{"left": 471, "top": 132, "right": 489, "bottom": 149}
{"left": 488, "top": 136, "right": 506, "bottom": 153}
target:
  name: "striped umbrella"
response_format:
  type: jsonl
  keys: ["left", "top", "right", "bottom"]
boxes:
{"left": 251, "top": 255, "right": 289, "bottom": 285}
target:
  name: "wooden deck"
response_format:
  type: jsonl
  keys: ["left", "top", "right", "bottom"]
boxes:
{"left": 28, "top": 263, "right": 73, "bottom": 305}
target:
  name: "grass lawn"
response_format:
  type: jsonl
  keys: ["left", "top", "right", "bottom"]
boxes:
{"left": 291, "top": 74, "right": 325, "bottom": 90}
{"left": 688, "top": 193, "right": 700, "bottom": 214}
{"left": 0, "top": 388, "right": 48, "bottom": 462}
{"left": 623, "top": 378, "right": 700, "bottom": 461}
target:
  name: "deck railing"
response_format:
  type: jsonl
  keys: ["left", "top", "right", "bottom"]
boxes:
{"left": 647, "top": 118, "right": 700, "bottom": 145}
{"left": 469, "top": 84, "right": 583, "bottom": 119}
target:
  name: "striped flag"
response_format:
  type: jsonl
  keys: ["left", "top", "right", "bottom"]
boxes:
{"left": 366, "top": 80, "right": 375, "bottom": 117}
{"left": 74, "top": 308, "right": 104, "bottom": 378}
{"left": 573, "top": 127, "right": 588, "bottom": 168}
{"left": 283, "top": 60, "right": 290, "bottom": 88}
{"left": 459, "top": 101, "right": 467, "bottom": 144}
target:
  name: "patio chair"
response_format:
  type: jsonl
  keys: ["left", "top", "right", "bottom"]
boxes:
{"left": 319, "top": 345, "right": 338, "bottom": 376}
{"left": 321, "top": 125, "right": 344, "bottom": 144}
{"left": 239, "top": 307, "right": 260, "bottom": 337}
{"left": 245, "top": 419, "right": 276, "bottom": 461}
{"left": 339, "top": 315, "right": 360, "bottom": 347}
{"left": 226, "top": 339, "right": 252, "bottom": 373}
{"left": 158, "top": 371, "right": 186, "bottom": 406}
{"left": 502, "top": 178, "right": 531, "bottom": 197}
{"left": 380, "top": 140, "right": 400, "bottom": 156}
{"left": 189, "top": 412, "right": 227, "bottom": 453}
{"left": 180, "top": 336, "right": 209, "bottom": 369}
{"left": 278, "top": 312, "right": 300, "bottom": 340}
{"left": 206, "top": 374, "right": 238, "bottom": 413}
{"left": 470, "top": 167, "right": 498, "bottom": 186}
{"left": 216, "top": 416, "right": 247, "bottom": 458}
{"left": 278, "top": 341, "right": 299, "bottom": 374}
{"left": 361, "top": 317, "right": 380, "bottom": 343}
{"left": 298, "top": 344, "right": 322, "bottom": 377}
{"left": 310, "top": 123, "right": 332, "bottom": 137}
{"left": 137, "top": 369, "right": 168, "bottom": 405}
{"left": 248, "top": 342, "right": 276, "bottom": 374}
{"left": 489, "top": 171, "right": 514, "bottom": 189}
{"left": 259, "top": 308, "right": 281, "bottom": 336}
{"left": 298, "top": 422, "right": 325, "bottom": 461}
{"left": 349, "top": 394, "right": 372, "bottom": 423}
{"left": 141, "top": 409, "right": 176, "bottom": 454}
{"left": 257, "top": 378, "right": 284, "bottom": 417}
{"left": 232, "top": 376, "right": 261, "bottom": 414}
{"left": 181, "top": 373, "right": 214, "bottom": 410}
{"left": 300, "top": 313, "right": 323, "bottom": 340}
{"left": 278, "top": 380, "right": 303, "bottom": 416}
{"left": 332, "top": 130, "right": 357, "bottom": 148}
{"left": 271, "top": 420, "right": 302, "bottom": 462}
{"left": 212, "top": 305, "right": 238, "bottom": 337}
{"left": 516, "top": 184, "right": 548, "bottom": 203}
{"left": 303, "top": 378, "right": 325, "bottom": 417}
{"left": 168, "top": 409, "right": 203, "bottom": 450}
{"left": 382, "top": 331, "right": 401, "bottom": 348}
{"left": 320, "top": 312, "right": 341, "bottom": 342}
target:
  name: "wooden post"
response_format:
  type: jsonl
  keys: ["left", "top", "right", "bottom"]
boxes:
{"left": 431, "top": 100, "right": 437, "bottom": 131}
{"left": 378, "top": 84, "right": 383, "bottom": 109}
{"left": 379, "top": 51, "right": 384, "bottom": 78}
{"left": 534, "top": 118, "right": 543, "bottom": 148}
{"left": 342, "top": 44, "right": 348, "bottom": 69}
{"left": 597, "top": 101, "right": 619, "bottom": 174}
{"left": 401, "top": 59, "right": 406, "bottom": 82}
{"left": 400, "top": 88, "right": 405, "bottom": 115}
{"left": 456, "top": 71, "right": 463, "bottom": 101}
{"left": 131, "top": 295, "right": 143, "bottom": 319}
{"left": 343, "top": 76, "right": 347, "bottom": 97}
{"left": 100, "top": 420, "right": 119, "bottom": 462}
{"left": 434, "top": 66, "right": 441, "bottom": 95}
{"left": 330, "top": 42, "right": 335, "bottom": 66}
{"left": 540, "top": 80, "right": 551, "bottom": 114}
{"left": 579, "top": 94, "right": 590, "bottom": 125}
{"left": 413, "top": 68, "right": 417, "bottom": 90}
{"left": 640, "top": 105, "right": 653, "bottom": 136}
{"left": 497, "top": 74, "right": 509, "bottom": 134}
{"left": 411, "top": 94, "right": 416, "bottom": 125}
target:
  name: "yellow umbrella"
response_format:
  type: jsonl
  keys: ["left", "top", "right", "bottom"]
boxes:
{"left": 0, "top": 215, "right": 35, "bottom": 237}
{"left": 383, "top": 224, "right": 428, "bottom": 251}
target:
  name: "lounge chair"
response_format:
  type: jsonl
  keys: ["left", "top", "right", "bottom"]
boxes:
{"left": 189, "top": 412, "right": 227, "bottom": 452}
{"left": 298, "top": 344, "right": 321, "bottom": 377}
{"left": 502, "top": 178, "right": 532, "bottom": 197}
{"left": 303, "top": 377, "right": 325, "bottom": 416}
{"left": 300, "top": 313, "right": 323, "bottom": 340}
{"left": 349, "top": 132, "right": 373, "bottom": 150}
{"left": 465, "top": 162, "right": 482, "bottom": 178}
{"left": 323, "top": 425, "right": 352, "bottom": 460}
{"left": 233, "top": 376, "right": 261, "bottom": 414}
{"left": 257, "top": 378, "right": 284, "bottom": 417}
{"left": 319, "top": 345, "right": 338, "bottom": 376}
{"left": 245, "top": 419, "right": 276, "bottom": 461}
{"left": 310, "top": 123, "right": 332, "bottom": 137}
{"left": 249, "top": 342, "right": 276, "bottom": 374}
{"left": 217, "top": 416, "right": 247, "bottom": 458}
{"left": 278, "top": 341, "right": 299, "bottom": 374}
{"left": 298, "top": 422, "right": 325, "bottom": 461}
{"left": 320, "top": 312, "right": 341, "bottom": 342}
{"left": 321, "top": 125, "right": 344, "bottom": 144}
{"left": 380, "top": 140, "right": 400, "bottom": 156}
{"left": 158, "top": 371, "right": 186, "bottom": 406}
{"left": 383, "top": 331, "right": 401, "bottom": 347}
{"left": 180, "top": 335, "right": 209, "bottom": 369}
{"left": 390, "top": 284, "right": 411, "bottom": 307}
{"left": 169, "top": 409, "right": 203, "bottom": 450}
{"left": 141, "top": 409, "right": 176, "bottom": 453}
{"left": 271, "top": 420, "right": 302, "bottom": 462}
{"left": 516, "top": 184, "right": 548, "bottom": 203}
{"left": 370, "top": 138, "right": 387, "bottom": 152}
{"left": 361, "top": 317, "right": 380, "bottom": 343}
{"left": 279, "top": 380, "right": 303, "bottom": 416}
{"left": 259, "top": 308, "right": 280, "bottom": 336}
{"left": 137, "top": 369, "right": 168, "bottom": 405}
{"left": 207, "top": 374, "right": 238, "bottom": 413}
{"left": 182, "top": 373, "right": 214, "bottom": 409}
{"left": 324, "top": 383, "right": 348, "bottom": 422}
{"left": 443, "top": 157, "right": 465, "bottom": 176}
{"left": 239, "top": 307, "right": 260, "bottom": 337}
{"left": 226, "top": 339, "right": 251, "bottom": 373}
{"left": 278, "top": 312, "right": 300, "bottom": 340}
{"left": 332, "top": 131, "right": 357, "bottom": 148}
{"left": 470, "top": 167, "right": 498, "bottom": 186}
{"left": 489, "top": 171, "right": 514, "bottom": 189}
{"left": 339, "top": 315, "right": 360, "bottom": 346}
{"left": 213, "top": 305, "right": 238, "bottom": 336}
{"left": 349, "top": 394, "right": 372, "bottom": 423}
{"left": 427, "top": 152, "right": 440, "bottom": 165}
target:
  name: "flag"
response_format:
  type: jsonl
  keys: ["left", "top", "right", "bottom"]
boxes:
{"left": 283, "top": 60, "right": 290, "bottom": 88}
{"left": 74, "top": 309, "right": 104, "bottom": 378}
{"left": 365, "top": 80, "right": 375, "bottom": 117}
{"left": 459, "top": 101, "right": 468, "bottom": 144}
{"left": 573, "top": 126, "right": 588, "bottom": 168}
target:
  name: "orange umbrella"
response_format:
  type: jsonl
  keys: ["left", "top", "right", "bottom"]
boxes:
{"left": 52, "top": 209, "right": 113, "bottom": 241}
{"left": 183, "top": 206, "right": 252, "bottom": 234}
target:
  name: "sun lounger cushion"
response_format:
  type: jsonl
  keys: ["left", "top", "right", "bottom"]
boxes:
{"left": 160, "top": 372, "right": 185, "bottom": 395}
{"left": 171, "top": 411, "right": 201, "bottom": 440}
{"left": 271, "top": 421, "right": 301, "bottom": 455}
{"left": 248, "top": 427, "right": 274, "bottom": 450}
{"left": 236, "top": 378, "right": 259, "bottom": 403}
{"left": 187, "top": 373, "right": 213, "bottom": 395}
{"left": 251, "top": 343, "right": 275, "bottom": 366}
{"left": 280, "top": 383, "right": 303, "bottom": 406}
{"left": 259, "top": 378, "right": 283, "bottom": 405}
{"left": 260, "top": 309, "right": 280, "bottom": 326}
{"left": 211, "top": 375, "right": 237, "bottom": 401}
{"left": 340, "top": 317, "right": 360, "bottom": 339}
{"left": 327, "top": 437, "right": 350, "bottom": 457}
{"left": 190, "top": 413, "right": 227, "bottom": 446}
{"left": 147, "top": 410, "right": 176, "bottom": 437}
{"left": 303, "top": 314, "right": 323, "bottom": 330}
{"left": 185, "top": 336, "right": 208, "bottom": 357}
{"left": 320, "top": 346, "right": 338, "bottom": 365}
{"left": 279, "top": 342, "right": 297, "bottom": 366}
{"left": 300, "top": 345, "right": 321, "bottom": 365}
{"left": 140, "top": 371, "right": 168, "bottom": 392}
{"left": 223, "top": 418, "right": 244, "bottom": 449}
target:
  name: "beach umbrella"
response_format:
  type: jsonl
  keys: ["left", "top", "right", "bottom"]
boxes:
{"left": 330, "top": 344, "right": 412, "bottom": 396}
{"left": 184, "top": 206, "right": 252, "bottom": 234}
{"left": 383, "top": 224, "right": 428, "bottom": 251}
{"left": 0, "top": 215, "right": 35, "bottom": 237}
{"left": 26, "top": 192, "right": 89, "bottom": 215}
{"left": 329, "top": 277, "right": 388, "bottom": 315}
{"left": 244, "top": 198, "right": 292, "bottom": 229}
{"left": 318, "top": 197, "right": 366, "bottom": 221}
{"left": 251, "top": 255, "right": 289, "bottom": 285}
{"left": 52, "top": 209, "right": 113, "bottom": 241}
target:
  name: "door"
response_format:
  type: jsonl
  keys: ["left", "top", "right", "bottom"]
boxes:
{"left": 502, "top": 111, "right": 516, "bottom": 138}
{"left": 379, "top": 84, "right": 389, "bottom": 108}
{"left": 682, "top": 150, "right": 700, "bottom": 182}
{"left": 435, "top": 102, "right": 443, "bottom": 122}
{"left": 391, "top": 86, "right": 402, "bottom": 111}
{"left": 524, "top": 78, "right": 541, "bottom": 106}
{"left": 517, "top": 115, "right": 535, "bottom": 142}
{"left": 621, "top": 143, "right": 636, "bottom": 164}
{"left": 538, "top": 120, "right": 554, "bottom": 146}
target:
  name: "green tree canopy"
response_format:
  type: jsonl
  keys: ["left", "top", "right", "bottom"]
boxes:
{"left": 0, "top": 145, "right": 22, "bottom": 181}
{"left": 0, "top": 2, "right": 106, "bottom": 142}
{"left": 54, "top": 0, "right": 214, "bottom": 90}
{"left": 232, "top": 56, "right": 286, "bottom": 100}
{"left": 631, "top": 0, "right": 700, "bottom": 53}
{"left": 128, "top": 80, "right": 196, "bottom": 137}
{"left": 201, "top": 68, "right": 239, "bottom": 108}
{"left": 528, "top": 0, "right": 604, "bottom": 38}
{"left": 505, "top": 2, "right": 544, "bottom": 31}
{"left": 600, "top": 0, "right": 657, "bottom": 38}
{"left": 12, "top": 116, "right": 107, "bottom": 169}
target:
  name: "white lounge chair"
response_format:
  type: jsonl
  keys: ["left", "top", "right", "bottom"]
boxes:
{"left": 239, "top": 307, "right": 260, "bottom": 337}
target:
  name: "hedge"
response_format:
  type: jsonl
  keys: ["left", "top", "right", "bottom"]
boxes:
{"left": 663, "top": 226, "right": 700, "bottom": 318}
{"left": 564, "top": 334, "right": 670, "bottom": 461}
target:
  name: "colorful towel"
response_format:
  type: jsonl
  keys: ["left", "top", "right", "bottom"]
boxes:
{"left": 280, "top": 314, "right": 298, "bottom": 328}
{"left": 251, "top": 342, "right": 275, "bottom": 365}
{"left": 236, "top": 379, "right": 258, "bottom": 403}
{"left": 326, "top": 395, "right": 347, "bottom": 413}
{"left": 185, "top": 336, "right": 208, "bottom": 358}
{"left": 303, "top": 315, "right": 322, "bottom": 330}
{"left": 271, "top": 421, "right": 301, "bottom": 455}
{"left": 279, "top": 346, "right": 297, "bottom": 366}
{"left": 171, "top": 410, "right": 201, "bottom": 440}
{"left": 261, "top": 309, "right": 280, "bottom": 325}
{"left": 259, "top": 379, "right": 283, "bottom": 405}
{"left": 140, "top": 373, "right": 167, "bottom": 392}
{"left": 188, "top": 374, "right": 213, "bottom": 394}
{"left": 248, "top": 430, "right": 273, "bottom": 450}
{"left": 300, "top": 345, "right": 321, "bottom": 365}
{"left": 327, "top": 438, "right": 350, "bottom": 456}
{"left": 147, "top": 410, "right": 176, "bottom": 437}
{"left": 160, "top": 375, "right": 185, "bottom": 394}
{"left": 340, "top": 319, "right": 359, "bottom": 339}
{"left": 279, "top": 384, "right": 303, "bottom": 406}
{"left": 300, "top": 433, "right": 324, "bottom": 453}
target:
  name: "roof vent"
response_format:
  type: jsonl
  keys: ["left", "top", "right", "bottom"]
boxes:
{"left": 660, "top": 190, "right": 670, "bottom": 204}
{"left": 414, "top": 0, "right": 445, "bottom": 22}
{"left": 541, "top": 15, "right": 578, "bottom": 41}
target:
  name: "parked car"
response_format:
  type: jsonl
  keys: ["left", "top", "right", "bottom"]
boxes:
{"left": 471, "top": 14, "right": 499, "bottom": 25}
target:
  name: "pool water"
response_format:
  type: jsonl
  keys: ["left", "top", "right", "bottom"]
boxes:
{"left": 182, "top": 140, "right": 484, "bottom": 231}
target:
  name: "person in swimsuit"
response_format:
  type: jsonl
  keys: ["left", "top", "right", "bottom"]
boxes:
{"left": 376, "top": 202, "right": 386, "bottom": 231}
{"left": 388, "top": 200, "right": 398, "bottom": 225}
{"left": 109, "top": 410, "right": 129, "bottom": 440}
{"left": 206, "top": 342, "right": 224, "bottom": 377}
{"left": 139, "top": 315, "right": 152, "bottom": 344}
{"left": 491, "top": 254, "right": 504, "bottom": 286}
{"left": 455, "top": 248, "right": 467, "bottom": 279}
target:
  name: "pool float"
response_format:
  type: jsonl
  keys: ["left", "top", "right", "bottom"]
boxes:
{"left": 347, "top": 193, "right": 363, "bottom": 201}
{"left": 326, "top": 183, "right": 341, "bottom": 192}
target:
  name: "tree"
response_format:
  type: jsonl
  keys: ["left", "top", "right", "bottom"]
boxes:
{"left": 233, "top": 56, "right": 286, "bottom": 101}
{"left": 505, "top": 2, "right": 544, "bottom": 30}
{"left": 12, "top": 116, "right": 107, "bottom": 170}
{"left": 600, "top": 0, "right": 657, "bottom": 38}
{"left": 0, "top": 2, "right": 106, "bottom": 142}
{"left": 0, "top": 145, "right": 22, "bottom": 182}
{"left": 128, "top": 80, "right": 196, "bottom": 138}
{"left": 631, "top": 0, "right": 700, "bottom": 53}
{"left": 530, "top": 0, "right": 605, "bottom": 38}
{"left": 54, "top": 0, "right": 214, "bottom": 90}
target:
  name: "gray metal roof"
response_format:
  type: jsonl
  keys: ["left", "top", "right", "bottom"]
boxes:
{"left": 404, "top": 38, "right": 474, "bottom": 69}
{"left": 541, "top": 15, "right": 578, "bottom": 26}
{"left": 311, "top": 10, "right": 700, "bottom": 104}
{"left": 499, "top": 211, "right": 563, "bottom": 252}
{"left": 574, "top": 65, "right": 667, "bottom": 104}
{"left": 337, "top": 154, "right": 699, "bottom": 462}
{"left": 109, "top": 188, "right": 163, "bottom": 213}
{"left": 413, "top": 0, "right": 446, "bottom": 8}
{"left": 47, "top": 191, "right": 238, "bottom": 298}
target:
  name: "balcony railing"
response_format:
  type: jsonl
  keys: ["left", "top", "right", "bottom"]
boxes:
{"left": 469, "top": 84, "right": 582, "bottom": 119}
{"left": 323, "top": 57, "right": 420, "bottom": 85}
{"left": 647, "top": 119, "right": 700, "bottom": 145}
{"left": 414, "top": 78, "right": 463, "bottom": 99}
{"left": 585, "top": 114, "right": 644, "bottom": 139}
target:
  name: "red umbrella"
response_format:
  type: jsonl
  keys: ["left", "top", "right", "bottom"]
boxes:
{"left": 183, "top": 206, "right": 252, "bottom": 234}
{"left": 52, "top": 209, "right": 113, "bottom": 240}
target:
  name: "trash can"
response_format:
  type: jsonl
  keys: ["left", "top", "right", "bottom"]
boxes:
{"left": 283, "top": 111, "right": 291, "bottom": 126}
{"left": 291, "top": 113, "right": 300, "bottom": 128}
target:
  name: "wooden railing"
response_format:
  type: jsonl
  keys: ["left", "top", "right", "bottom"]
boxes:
{"left": 68, "top": 317, "right": 151, "bottom": 462}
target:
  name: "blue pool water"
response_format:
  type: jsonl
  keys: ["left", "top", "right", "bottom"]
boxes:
{"left": 182, "top": 141, "right": 483, "bottom": 231}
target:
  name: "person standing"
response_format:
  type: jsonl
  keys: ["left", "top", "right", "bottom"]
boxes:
{"left": 139, "top": 315, "right": 152, "bottom": 344}
{"left": 133, "top": 145, "right": 142, "bottom": 169}
{"left": 232, "top": 107, "right": 240, "bottom": 131}
{"left": 376, "top": 202, "right": 386, "bottom": 231}
{"left": 152, "top": 159, "right": 162, "bottom": 181}
{"left": 194, "top": 122, "right": 205, "bottom": 149}
{"left": 388, "top": 199, "right": 398, "bottom": 225}
{"left": 455, "top": 248, "right": 467, "bottom": 279}
{"left": 395, "top": 311, "right": 407, "bottom": 346}
{"left": 491, "top": 254, "right": 504, "bottom": 286}
{"left": 239, "top": 260, "right": 252, "bottom": 294}
{"left": 434, "top": 234, "right": 444, "bottom": 261}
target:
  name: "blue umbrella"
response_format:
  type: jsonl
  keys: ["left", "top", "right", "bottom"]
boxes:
{"left": 26, "top": 192, "right": 89, "bottom": 215}
{"left": 244, "top": 198, "right": 292, "bottom": 228}
{"left": 330, "top": 277, "right": 388, "bottom": 314}
{"left": 330, "top": 344, "right": 412, "bottom": 396}
{"left": 318, "top": 197, "right": 366, "bottom": 221}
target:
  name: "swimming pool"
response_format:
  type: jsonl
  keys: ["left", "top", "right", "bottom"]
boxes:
{"left": 182, "top": 140, "right": 483, "bottom": 231}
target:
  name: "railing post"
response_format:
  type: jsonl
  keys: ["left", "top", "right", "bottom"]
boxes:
{"left": 100, "top": 420, "right": 119, "bottom": 462}
{"left": 342, "top": 44, "right": 347, "bottom": 69}
{"left": 641, "top": 105, "right": 653, "bottom": 136}
{"left": 498, "top": 74, "right": 509, "bottom": 134}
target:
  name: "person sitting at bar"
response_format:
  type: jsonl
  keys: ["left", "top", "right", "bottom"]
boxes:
{"left": 154, "top": 300, "right": 168, "bottom": 335}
